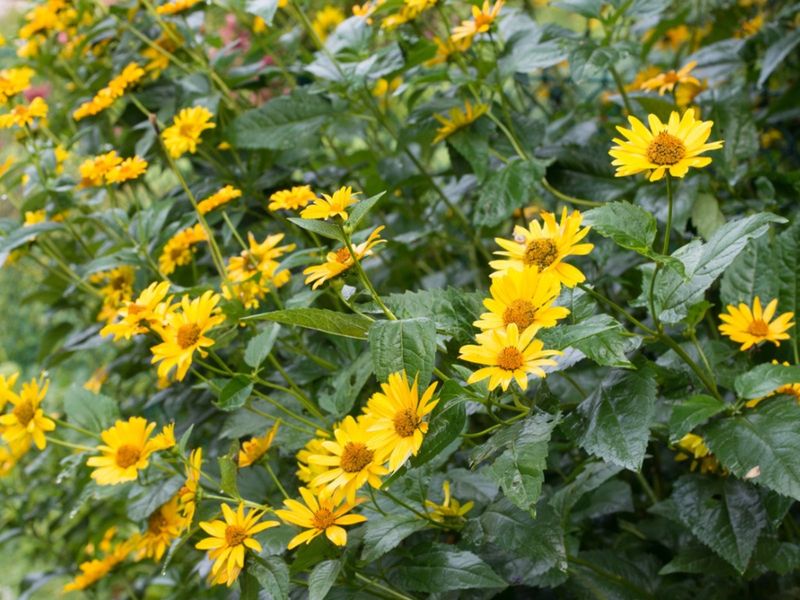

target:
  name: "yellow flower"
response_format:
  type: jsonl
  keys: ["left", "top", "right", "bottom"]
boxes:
{"left": 83, "top": 367, "right": 109, "bottom": 393}
{"left": 490, "top": 208, "right": 593, "bottom": 287}
{"left": 197, "top": 185, "right": 242, "bottom": 214}
{"left": 100, "top": 281, "right": 172, "bottom": 341}
{"left": 760, "top": 128, "right": 782, "bottom": 149}
{"left": 425, "top": 480, "right": 474, "bottom": 523}
{"left": 362, "top": 371, "right": 438, "bottom": 472}
{"left": 736, "top": 13, "right": 763, "bottom": 38}
{"left": 674, "top": 433, "right": 721, "bottom": 474}
{"left": 0, "top": 378, "right": 54, "bottom": 450}
{"left": 92, "top": 266, "right": 135, "bottom": 306}
{"left": 307, "top": 416, "right": 389, "bottom": 504}
{"left": 136, "top": 494, "right": 187, "bottom": 561}
{"left": 86, "top": 417, "right": 175, "bottom": 485}
{"left": 150, "top": 291, "right": 226, "bottom": 381}
{"left": 275, "top": 487, "right": 367, "bottom": 549}
{"left": 675, "top": 79, "right": 708, "bottom": 109}
{"left": 239, "top": 421, "right": 280, "bottom": 468}
{"left": 0, "top": 437, "right": 31, "bottom": 477}
{"left": 296, "top": 431, "right": 333, "bottom": 485}
{"left": 23, "top": 209, "right": 46, "bottom": 226}
{"left": 0, "top": 372, "right": 19, "bottom": 410}
{"left": 156, "top": 0, "right": 202, "bottom": 15}
{"left": 300, "top": 186, "right": 358, "bottom": 220}
{"left": 268, "top": 185, "right": 317, "bottom": 211}
{"left": 652, "top": 24, "right": 691, "bottom": 51}
{"left": 0, "top": 97, "right": 48, "bottom": 129}
{"left": 303, "top": 226, "right": 385, "bottom": 289}
{"left": 223, "top": 232, "right": 295, "bottom": 308}
{"left": 609, "top": 109, "right": 724, "bottom": 181}
{"left": 54, "top": 144, "right": 69, "bottom": 173}
{"left": 107, "top": 62, "right": 145, "bottom": 96}
{"left": 381, "top": 0, "right": 436, "bottom": 28}
{"left": 196, "top": 503, "right": 280, "bottom": 587}
{"left": 640, "top": 61, "right": 700, "bottom": 96}
{"left": 105, "top": 156, "right": 148, "bottom": 184}
{"left": 451, "top": 0, "right": 504, "bottom": 41}
{"left": 312, "top": 6, "right": 345, "bottom": 42}
{"left": 162, "top": 106, "right": 216, "bottom": 158}
{"left": 433, "top": 101, "right": 488, "bottom": 143}
{"left": 62, "top": 538, "right": 135, "bottom": 592}
{"left": 475, "top": 267, "right": 569, "bottom": 334}
{"left": 158, "top": 223, "right": 208, "bottom": 275}
{"left": 78, "top": 151, "right": 121, "bottom": 187}
{"left": 718, "top": 297, "right": 794, "bottom": 351}
{"left": 459, "top": 323, "right": 561, "bottom": 391}
{"left": 0, "top": 67, "right": 35, "bottom": 104}
{"left": 179, "top": 448, "right": 203, "bottom": 524}
{"left": 426, "top": 36, "right": 470, "bottom": 66}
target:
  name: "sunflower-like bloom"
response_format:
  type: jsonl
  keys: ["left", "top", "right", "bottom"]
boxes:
{"left": 136, "top": 494, "right": 187, "bottom": 561}
{"left": 23, "top": 210, "right": 46, "bottom": 226}
{"left": 459, "top": 323, "right": 561, "bottom": 391}
{"left": 718, "top": 297, "right": 794, "bottom": 351}
{"left": 609, "top": 109, "right": 724, "bottom": 181}
{"left": 307, "top": 416, "right": 389, "bottom": 504}
{"left": 300, "top": 186, "right": 358, "bottom": 220}
{"left": 87, "top": 417, "right": 175, "bottom": 485}
{"left": 0, "top": 96, "right": 48, "bottom": 129}
{"left": 451, "top": 0, "right": 504, "bottom": 41}
{"left": 101, "top": 281, "right": 172, "bottom": 341}
{"left": 62, "top": 537, "right": 136, "bottom": 592}
{"left": 162, "top": 106, "right": 216, "bottom": 158}
{"left": 158, "top": 223, "right": 208, "bottom": 275}
{"left": 197, "top": 185, "right": 242, "bottom": 215}
{"left": 179, "top": 448, "right": 202, "bottom": 524}
{"left": 0, "top": 67, "right": 35, "bottom": 104}
{"left": 0, "top": 377, "right": 54, "bottom": 450}
{"left": 433, "top": 101, "right": 488, "bottom": 143}
{"left": 150, "top": 291, "right": 226, "bottom": 381}
{"left": 640, "top": 61, "right": 700, "bottom": 96}
{"left": 275, "top": 487, "right": 367, "bottom": 549}
{"left": 239, "top": 422, "right": 280, "bottom": 468}
{"left": 268, "top": 185, "right": 317, "bottom": 211}
{"left": 311, "top": 6, "right": 345, "bottom": 42}
{"left": 196, "top": 503, "right": 280, "bottom": 587}
{"left": 425, "top": 480, "right": 474, "bottom": 524}
{"left": 362, "top": 372, "right": 438, "bottom": 472}
{"left": 303, "top": 226, "right": 385, "bottom": 289}
{"left": 475, "top": 267, "right": 569, "bottom": 335}
{"left": 426, "top": 36, "right": 470, "bottom": 66}
{"left": 490, "top": 208, "right": 593, "bottom": 287}
{"left": 223, "top": 233, "right": 295, "bottom": 309}
{"left": 78, "top": 151, "right": 123, "bottom": 187}
{"left": 105, "top": 156, "right": 148, "bottom": 184}
{"left": 156, "top": 0, "right": 202, "bottom": 15}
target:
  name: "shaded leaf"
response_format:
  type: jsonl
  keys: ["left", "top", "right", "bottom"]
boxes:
{"left": 244, "top": 308, "right": 372, "bottom": 340}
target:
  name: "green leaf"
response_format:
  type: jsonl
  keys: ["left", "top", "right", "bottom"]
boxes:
{"left": 389, "top": 544, "right": 507, "bottom": 592}
{"left": 473, "top": 158, "right": 545, "bottom": 227}
{"left": 772, "top": 219, "right": 800, "bottom": 319}
{"left": 348, "top": 191, "right": 385, "bottom": 230}
{"left": 659, "top": 544, "right": 738, "bottom": 576}
{"left": 499, "top": 23, "right": 567, "bottom": 75}
{"left": 734, "top": 363, "right": 800, "bottom": 400}
{"left": 244, "top": 0, "right": 279, "bottom": 25}
{"left": 215, "top": 376, "right": 253, "bottom": 411}
{"left": 218, "top": 452, "right": 239, "bottom": 498}
{"left": 318, "top": 351, "right": 371, "bottom": 416}
{"left": 567, "top": 550, "right": 659, "bottom": 599}
{"left": 286, "top": 218, "right": 344, "bottom": 243}
{"left": 410, "top": 380, "right": 467, "bottom": 467}
{"left": 691, "top": 193, "right": 726, "bottom": 240}
{"left": 244, "top": 308, "right": 372, "bottom": 340}
{"left": 577, "top": 367, "right": 657, "bottom": 471}
{"left": 758, "top": 29, "right": 800, "bottom": 87}
{"left": 231, "top": 91, "right": 334, "bottom": 150}
{"left": 308, "top": 559, "right": 341, "bottom": 600}
{"left": 448, "top": 128, "right": 489, "bottom": 182}
{"left": 127, "top": 477, "right": 183, "bottom": 521}
{"left": 583, "top": 201, "right": 656, "bottom": 255}
{"left": 384, "top": 287, "right": 484, "bottom": 343}
{"left": 538, "top": 314, "right": 639, "bottom": 368}
{"left": 549, "top": 462, "right": 623, "bottom": 516}
{"left": 671, "top": 475, "right": 767, "bottom": 573}
{"left": 368, "top": 317, "right": 437, "bottom": 385}
{"left": 249, "top": 556, "right": 290, "bottom": 600}
{"left": 63, "top": 386, "right": 120, "bottom": 432}
{"left": 244, "top": 324, "right": 280, "bottom": 369}
{"left": 669, "top": 394, "right": 727, "bottom": 442}
{"left": 719, "top": 234, "right": 775, "bottom": 306}
{"left": 361, "top": 515, "right": 428, "bottom": 562}
{"left": 0, "top": 221, "right": 63, "bottom": 255}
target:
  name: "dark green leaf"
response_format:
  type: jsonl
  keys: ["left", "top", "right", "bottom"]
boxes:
{"left": 308, "top": 559, "right": 341, "bottom": 600}
{"left": 758, "top": 29, "right": 800, "bottom": 87}
{"left": 128, "top": 477, "right": 183, "bottom": 521}
{"left": 249, "top": 556, "right": 290, "bottom": 600}
{"left": 348, "top": 191, "right": 385, "bottom": 230}
{"left": 448, "top": 127, "right": 489, "bottom": 182}
{"left": 669, "top": 394, "right": 727, "bottom": 442}
{"left": 473, "top": 158, "right": 545, "bottom": 227}
{"left": 287, "top": 218, "right": 344, "bottom": 243}
{"left": 411, "top": 380, "right": 467, "bottom": 467}
{"left": 362, "top": 515, "right": 427, "bottom": 562}
{"left": 368, "top": 317, "right": 437, "bottom": 385}
{"left": 63, "top": 386, "right": 120, "bottom": 432}
{"left": 215, "top": 376, "right": 253, "bottom": 411}
{"left": 318, "top": 351, "right": 371, "bottom": 416}
{"left": 244, "top": 324, "right": 281, "bottom": 369}
{"left": 244, "top": 308, "right": 372, "bottom": 339}
{"left": 691, "top": 193, "right": 726, "bottom": 240}
{"left": 734, "top": 363, "right": 800, "bottom": 400}
{"left": 539, "top": 314, "right": 640, "bottom": 368}
{"left": 218, "top": 454, "right": 239, "bottom": 498}
{"left": 389, "top": 544, "right": 506, "bottom": 592}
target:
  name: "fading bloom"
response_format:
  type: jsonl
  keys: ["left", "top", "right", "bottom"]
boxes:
{"left": 718, "top": 297, "right": 794, "bottom": 351}
{"left": 300, "top": 186, "right": 358, "bottom": 220}
{"left": 433, "top": 101, "right": 488, "bottom": 144}
{"left": 640, "top": 61, "right": 700, "bottom": 96}
{"left": 275, "top": 487, "right": 366, "bottom": 549}
{"left": 303, "top": 226, "right": 385, "bottom": 289}
{"left": 425, "top": 480, "right": 474, "bottom": 524}
{"left": 268, "top": 185, "right": 317, "bottom": 211}
{"left": 162, "top": 106, "right": 216, "bottom": 158}
{"left": 197, "top": 185, "right": 242, "bottom": 215}
{"left": 239, "top": 422, "right": 280, "bottom": 468}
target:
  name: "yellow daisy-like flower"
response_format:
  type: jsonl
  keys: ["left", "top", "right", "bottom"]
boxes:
{"left": 0, "top": 372, "right": 19, "bottom": 410}
{"left": 196, "top": 503, "right": 280, "bottom": 587}
{"left": 426, "top": 36, "right": 470, "bottom": 66}
{"left": 86, "top": 417, "right": 176, "bottom": 485}
{"left": 158, "top": 223, "right": 208, "bottom": 275}
{"left": 675, "top": 78, "right": 708, "bottom": 109}
{"left": 0, "top": 377, "right": 54, "bottom": 450}
{"left": 308, "top": 416, "right": 389, "bottom": 504}
{"left": 433, "top": 101, "right": 489, "bottom": 144}
{"left": 62, "top": 538, "right": 135, "bottom": 592}
{"left": 0, "top": 437, "right": 30, "bottom": 477}
{"left": 459, "top": 323, "right": 561, "bottom": 391}
{"left": 100, "top": 281, "right": 172, "bottom": 341}
{"left": 303, "top": 226, "right": 385, "bottom": 289}
{"left": 0, "top": 96, "right": 48, "bottom": 129}
{"left": 300, "top": 186, "right": 359, "bottom": 220}
{"left": 718, "top": 297, "right": 794, "bottom": 351}
{"left": 381, "top": 0, "right": 435, "bottom": 29}
{"left": 311, "top": 6, "right": 345, "bottom": 42}
{"left": 363, "top": 371, "right": 439, "bottom": 472}
{"left": 268, "top": 185, "right": 317, "bottom": 211}
{"left": 490, "top": 208, "right": 593, "bottom": 287}
{"left": 227, "top": 232, "right": 296, "bottom": 283}
{"left": 640, "top": 61, "right": 700, "bottom": 96}
{"left": 136, "top": 494, "right": 187, "bottom": 561}
{"left": 179, "top": 448, "right": 202, "bottom": 524}
{"left": 451, "top": 0, "right": 504, "bottom": 41}
{"left": 23, "top": 209, "right": 46, "bottom": 226}
{"left": 275, "top": 487, "right": 367, "bottom": 549}
{"left": 150, "top": 291, "right": 226, "bottom": 382}
{"left": 162, "top": 106, "right": 216, "bottom": 158}
{"left": 736, "top": 13, "right": 763, "bottom": 38}
{"left": 475, "top": 267, "right": 569, "bottom": 335}
{"left": 105, "top": 156, "right": 148, "bottom": 184}
{"left": 197, "top": 185, "right": 242, "bottom": 215}
{"left": 0, "top": 67, "right": 35, "bottom": 104}
{"left": 296, "top": 431, "right": 333, "bottom": 485}
{"left": 425, "top": 480, "right": 474, "bottom": 524}
{"left": 156, "top": 0, "right": 202, "bottom": 15}
{"left": 84, "top": 367, "right": 109, "bottom": 394}
{"left": 238, "top": 421, "right": 280, "bottom": 468}
{"left": 609, "top": 109, "right": 724, "bottom": 181}
{"left": 78, "top": 151, "right": 123, "bottom": 187}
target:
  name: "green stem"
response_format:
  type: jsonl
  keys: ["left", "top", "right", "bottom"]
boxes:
{"left": 265, "top": 463, "right": 290, "bottom": 499}
{"left": 541, "top": 178, "right": 603, "bottom": 208}
{"left": 353, "top": 573, "right": 418, "bottom": 600}
{"left": 338, "top": 224, "right": 397, "bottom": 320}
{"left": 53, "top": 418, "right": 100, "bottom": 440}
{"left": 46, "top": 436, "right": 95, "bottom": 453}
{"left": 609, "top": 66, "right": 634, "bottom": 115}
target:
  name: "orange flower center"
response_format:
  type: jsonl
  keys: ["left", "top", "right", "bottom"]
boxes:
{"left": 747, "top": 319, "right": 769, "bottom": 337}
{"left": 116, "top": 444, "right": 142, "bottom": 468}
{"left": 12, "top": 400, "right": 35, "bottom": 426}
{"left": 523, "top": 239, "right": 558, "bottom": 270}
{"left": 179, "top": 123, "right": 196, "bottom": 139}
{"left": 312, "top": 508, "right": 336, "bottom": 530}
{"left": 340, "top": 442, "right": 374, "bottom": 473}
{"left": 503, "top": 299, "right": 538, "bottom": 330}
{"left": 334, "top": 247, "right": 352, "bottom": 264}
{"left": 497, "top": 346, "right": 524, "bottom": 371}
{"left": 148, "top": 509, "right": 168, "bottom": 534}
{"left": 224, "top": 525, "right": 248, "bottom": 547}
{"left": 393, "top": 408, "right": 421, "bottom": 438}
{"left": 647, "top": 132, "right": 686, "bottom": 165}
{"left": 127, "top": 303, "right": 146, "bottom": 315}
{"left": 177, "top": 323, "right": 201, "bottom": 349}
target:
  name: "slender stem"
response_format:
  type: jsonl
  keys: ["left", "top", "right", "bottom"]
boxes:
{"left": 53, "top": 418, "right": 101, "bottom": 440}
{"left": 45, "top": 436, "right": 95, "bottom": 452}
{"left": 353, "top": 573, "right": 417, "bottom": 600}
{"left": 338, "top": 224, "right": 397, "bottom": 320}
{"left": 634, "top": 470, "right": 658, "bottom": 505}
{"left": 577, "top": 284, "right": 656, "bottom": 336}
{"left": 267, "top": 354, "right": 323, "bottom": 418}
{"left": 541, "top": 178, "right": 603, "bottom": 208}
{"left": 203, "top": 493, "right": 270, "bottom": 512}
{"left": 609, "top": 66, "right": 634, "bottom": 115}
{"left": 265, "top": 463, "right": 290, "bottom": 499}
{"left": 658, "top": 334, "right": 722, "bottom": 401}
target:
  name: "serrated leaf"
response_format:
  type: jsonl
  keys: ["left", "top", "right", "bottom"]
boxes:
{"left": 244, "top": 324, "right": 280, "bottom": 369}
{"left": 249, "top": 556, "right": 289, "bottom": 600}
{"left": 411, "top": 380, "right": 466, "bottom": 467}
{"left": 308, "top": 559, "right": 341, "bottom": 600}
{"left": 389, "top": 544, "right": 507, "bottom": 592}
{"left": 361, "top": 515, "right": 427, "bottom": 562}
{"left": 539, "top": 314, "right": 639, "bottom": 368}
{"left": 318, "top": 351, "right": 371, "bottom": 416}
{"left": 448, "top": 127, "right": 489, "bottom": 182}
{"left": 368, "top": 317, "right": 437, "bottom": 385}
{"left": 244, "top": 308, "right": 372, "bottom": 339}
{"left": 127, "top": 476, "right": 183, "bottom": 521}
{"left": 215, "top": 376, "right": 253, "bottom": 411}
{"left": 734, "top": 363, "right": 800, "bottom": 400}
{"left": 669, "top": 394, "right": 727, "bottom": 442}
{"left": 473, "top": 158, "right": 545, "bottom": 227}
{"left": 63, "top": 386, "right": 120, "bottom": 432}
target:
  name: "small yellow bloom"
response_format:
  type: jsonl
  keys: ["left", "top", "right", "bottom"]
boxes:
{"left": 239, "top": 421, "right": 280, "bottom": 468}
{"left": 0, "top": 96, "right": 48, "bottom": 129}
{"left": 451, "top": 0, "right": 504, "bottom": 42}
{"left": 0, "top": 372, "right": 19, "bottom": 411}
{"left": 0, "top": 67, "right": 35, "bottom": 104}
{"left": 746, "top": 360, "right": 800, "bottom": 409}
{"left": 197, "top": 185, "right": 242, "bottom": 214}
{"left": 640, "top": 61, "right": 700, "bottom": 96}
{"left": 312, "top": 6, "right": 345, "bottom": 42}
{"left": 23, "top": 209, "right": 46, "bottom": 226}
{"left": 63, "top": 537, "right": 135, "bottom": 592}
{"left": 83, "top": 367, "right": 109, "bottom": 393}
{"left": 300, "top": 186, "right": 359, "bottom": 220}
{"left": 433, "top": 101, "right": 488, "bottom": 144}
{"left": 156, "top": 0, "right": 202, "bottom": 15}
{"left": 381, "top": 0, "right": 436, "bottom": 28}
{"left": 136, "top": 494, "right": 187, "bottom": 561}
{"left": 105, "top": 156, "right": 148, "bottom": 184}
{"left": 268, "top": 185, "right": 317, "bottom": 211}
{"left": 275, "top": 487, "right": 367, "bottom": 549}
{"left": 296, "top": 431, "right": 333, "bottom": 484}
{"left": 736, "top": 13, "right": 763, "bottom": 38}
{"left": 78, "top": 151, "right": 123, "bottom": 187}
{"left": 425, "top": 480, "right": 474, "bottom": 523}
{"left": 100, "top": 281, "right": 172, "bottom": 341}
{"left": 674, "top": 433, "right": 721, "bottom": 474}
{"left": 158, "top": 223, "right": 208, "bottom": 275}
{"left": 0, "top": 377, "right": 54, "bottom": 450}
{"left": 179, "top": 448, "right": 203, "bottom": 524}
{"left": 426, "top": 36, "right": 470, "bottom": 66}
{"left": 162, "top": 106, "right": 216, "bottom": 158}
{"left": 718, "top": 297, "right": 794, "bottom": 351}
{"left": 303, "top": 226, "right": 385, "bottom": 289}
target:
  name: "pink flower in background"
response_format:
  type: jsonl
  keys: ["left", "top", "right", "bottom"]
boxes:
{"left": 24, "top": 84, "right": 51, "bottom": 101}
